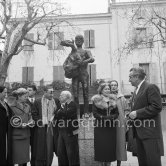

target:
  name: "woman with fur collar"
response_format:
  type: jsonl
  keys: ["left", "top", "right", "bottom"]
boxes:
{"left": 91, "top": 83, "right": 119, "bottom": 166}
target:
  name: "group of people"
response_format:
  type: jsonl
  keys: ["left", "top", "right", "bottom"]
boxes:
{"left": 91, "top": 67, "right": 164, "bottom": 166}
{"left": 0, "top": 66, "right": 164, "bottom": 166}
{"left": 0, "top": 85, "right": 80, "bottom": 166}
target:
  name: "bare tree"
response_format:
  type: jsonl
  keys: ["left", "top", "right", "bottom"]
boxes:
{"left": 0, "top": 0, "right": 68, "bottom": 85}
{"left": 114, "top": 1, "right": 166, "bottom": 59}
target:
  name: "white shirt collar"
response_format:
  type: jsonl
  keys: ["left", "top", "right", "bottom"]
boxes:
{"left": 28, "top": 97, "right": 35, "bottom": 103}
{"left": 136, "top": 80, "right": 145, "bottom": 94}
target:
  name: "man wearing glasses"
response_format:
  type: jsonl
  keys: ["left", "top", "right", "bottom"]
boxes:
{"left": 32, "top": 87, "right": 60, "bottom": 166}
{"left": 128, "top": 67, "right": 164, "bottom": 166}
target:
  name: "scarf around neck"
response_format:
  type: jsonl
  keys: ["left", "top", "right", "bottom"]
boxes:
{"left": 41, "top": 96, "right": 56, "bottom": 125}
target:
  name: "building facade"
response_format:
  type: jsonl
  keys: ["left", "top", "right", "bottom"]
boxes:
{"left": 6, "top": 0, "right": 166, "bottom": 94}
{"left": 6, "top": 13, "right": 112, "bottom": 87}
{"left": 110, "top": 0, "right": 166, "bottom": 94}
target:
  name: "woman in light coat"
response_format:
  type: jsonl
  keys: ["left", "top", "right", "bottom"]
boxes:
{"left": 109, "top": 80, "right": 129, "bottom": 166}
{"left": 10, "top": 88, "right": 33, "bottom": 166}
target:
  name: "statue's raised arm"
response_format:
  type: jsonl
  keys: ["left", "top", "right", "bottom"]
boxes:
{"left": 61, "top": 35, "right": 95, "bottom": 116}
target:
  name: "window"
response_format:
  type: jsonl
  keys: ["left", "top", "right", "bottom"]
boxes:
{"left": 84, "top": 30, "right": 95, "bottom": 48}
{"left": 133, "top": 27, "right": 153, "bottom": 48}
{"left": 48, "top": 32, "right": 64, "bottom": 50}
{"left": 53, "top": 66, "right": 64, "bottom": 81}
{"left": 22, "top": 67, "right": 34, "bottom": 83}
{"left": 139, "top": 63, "right": 149, "bottom": 81}
{"left": 87, "top": 64, "right": 96, "bottom": 86}
{"left": 135, "top": 9, "right": 146, "bottom": 20}
{"left": 24, "top": 33, "right": 34, "bottom": 51}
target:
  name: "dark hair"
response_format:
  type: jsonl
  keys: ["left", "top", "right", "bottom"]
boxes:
{"left": 75, "top": 35, "right": 84, "bottom": 42}
{"left": 27, "top": 85, "right": 37, "bottom": 92}
{"left": 43, "top": 86, "right": 53, "bottom": 92}
{"left": 97, "top": 83, "right": 111, "bottom": 95}
{"left": 109, "top": 80, "right": 119, "bottom": 87}
{"left": 0, "top": 86, "right": 6, "bottom": 93}
{"left": 130, "top": 67, "right": 146, "bottom": 80}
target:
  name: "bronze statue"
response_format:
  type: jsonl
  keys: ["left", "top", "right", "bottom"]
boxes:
{"left": 61, "top": 35, "right": 95, "bottom": 116}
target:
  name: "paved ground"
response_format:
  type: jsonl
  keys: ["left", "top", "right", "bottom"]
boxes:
{"left": 50, "top": 131, "right": 166, "bottom": 166}
{"left": 26, "top": 131, "right": 166, "bottom": 166}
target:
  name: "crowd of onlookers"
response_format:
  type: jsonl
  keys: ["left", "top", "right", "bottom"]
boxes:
{"left": 0, "top": 67, "right": 164, "bottom": 166}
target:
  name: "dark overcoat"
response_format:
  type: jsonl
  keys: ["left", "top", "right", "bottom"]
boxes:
{"left": 33, "top": 97, "right": 60, "bottom": 166}
{"left": 130, "top": 81, "right": 164, "bottom": 156}
{"left": 0, "top": 102, "right": 13, "bottom": 165}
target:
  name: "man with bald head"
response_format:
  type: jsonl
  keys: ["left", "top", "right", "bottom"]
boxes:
{"left": 128, "top": 67, "right": 164, "bottom": 166}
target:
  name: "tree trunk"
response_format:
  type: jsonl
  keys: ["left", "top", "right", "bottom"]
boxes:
{"left": 0, "top": 54, "right": 11, "bottom": 86}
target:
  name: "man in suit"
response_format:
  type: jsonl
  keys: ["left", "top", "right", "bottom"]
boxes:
{"left": 57, "top": 90, "right": 80, "bottom": 166}
{"left": 33, "top": 86, "right": 60, "bottom": 166}
{"left": 27, "top": 85, "right": 37, "bottom": 166}
{"left": 128, "top": 67, "right": 164, "bottom": 166}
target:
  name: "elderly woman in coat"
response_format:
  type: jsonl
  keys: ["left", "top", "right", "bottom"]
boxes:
{"left": 10, "top": 88, "right": 33, "bottom": 166}
{"left": 92, "top": 83, "right": 119, "bottom": 166}
{"left": 109, "top": 80, "right": 129, "bottom": 166}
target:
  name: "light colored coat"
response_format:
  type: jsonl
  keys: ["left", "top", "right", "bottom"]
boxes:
{"left": 115, "top": 92, "right": 129, "bottom": 161}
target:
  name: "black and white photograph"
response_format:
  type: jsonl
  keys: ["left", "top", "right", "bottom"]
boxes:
{"left": 0, "top": 0, "right": 165, "bottom": 165}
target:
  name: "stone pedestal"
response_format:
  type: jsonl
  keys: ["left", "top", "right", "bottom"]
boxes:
{"left": 78, "top": 118, "right": 99, "bottom": 166}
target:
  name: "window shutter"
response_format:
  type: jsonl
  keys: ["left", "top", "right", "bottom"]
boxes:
{"left": 48, "top": 33, "right": 53, "bottom": 50}
{"left": 24, "top": 33, "right": 34, "bottom": 51}
{"left": 22, "top": 67, "right": 34, "bottom": 83}
{"left": 53, "top": 66, "right": 64, "bottom": 81}
{"left": 22, "top": 67, "right": 28, "bottom": 83}
{"left": 89, "top": 30, "right": 95, "bottom": 48}
{"left": 87, "top": 64, "right": 96, "bottom": 86}
{"left": 55, "top": 32, "right": 64, "bottom": 50}
{"left": 149, "top": 63, "right": 158, "bottom": 85}
{"left": 139, "top": 63, "right": 150, "bottom": 81}
{"left": 84, "top": 30, "right": 90, "bottom": 48}
{"left": 28, "top": 67, "right": 34, "bottom": 83}
{"left": 90, "top": 64, "right": 96, "bottom": 85}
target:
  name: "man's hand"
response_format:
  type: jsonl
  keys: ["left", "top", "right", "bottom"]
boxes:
{"left": 129, "top": 111, "right": 137, "bottom": 120}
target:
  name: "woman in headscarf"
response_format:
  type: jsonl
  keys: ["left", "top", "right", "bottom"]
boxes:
{"left": 91, "top": 83, "right": 119, "bottom": 166}
{"left": 109, "top": 80, "right": 129, "bottom": 166}
{"left": 10, "top": 88, "right": 33, "bottom": 166}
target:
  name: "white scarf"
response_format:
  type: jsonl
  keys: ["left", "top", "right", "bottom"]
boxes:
{"left": 41, "top": 96, "right": 56, "bottom": 125}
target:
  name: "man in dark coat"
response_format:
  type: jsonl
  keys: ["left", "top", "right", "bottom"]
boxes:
{"left": 57, "top": 90, "right": 80, "bottom": 166}
{"left": 26, "top": 85, "right": 37, "bottom": 166}
{"left": 33, "top": 87, "right": 60, "bottom": 166}
{"left": 0, "top": 86, "right": 13, "bottom": 166}
{"left": 128, "top": 67, "right": 164, "bottom": 166}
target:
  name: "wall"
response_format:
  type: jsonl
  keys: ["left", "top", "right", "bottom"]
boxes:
{"left": 6, "top": 13, "right": 112, "bottom": 85}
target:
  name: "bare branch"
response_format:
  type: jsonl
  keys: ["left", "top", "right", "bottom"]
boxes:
{"left": 24, "top": 37, "right": 46, "bottom": 45}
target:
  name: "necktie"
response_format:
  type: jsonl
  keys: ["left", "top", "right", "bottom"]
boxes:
{"left": 132, "top": 87, "right": 137, "bottom": 107}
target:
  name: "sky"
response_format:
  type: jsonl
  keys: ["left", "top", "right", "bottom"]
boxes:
{"left": 65, "top": 0, "right": 109, "bottom": 14}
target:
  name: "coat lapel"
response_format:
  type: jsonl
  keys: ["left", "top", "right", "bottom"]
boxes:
{"left": 133, "top": 81, "right": 146, "bottom": 108}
